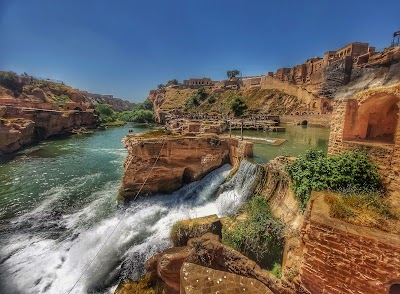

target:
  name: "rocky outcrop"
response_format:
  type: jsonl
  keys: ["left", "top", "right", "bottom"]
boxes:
{"left": 0, "top": 107, "right": 98, "bottom": 154}
{"left": 144, "top": 233, "right": 290, "bottom": 294}
{"left": 120, "top": 133, "right": 252, "bottom": 200}
{"left": 180, "top": 262, "right": 272, "bottom": 294}
{"left": 0, "top": 119, "right": 35, "bottom": 154}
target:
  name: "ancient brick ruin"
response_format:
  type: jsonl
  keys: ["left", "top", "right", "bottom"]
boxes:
{"left": 299, "top": 193, "right": 400, "bottom": 294}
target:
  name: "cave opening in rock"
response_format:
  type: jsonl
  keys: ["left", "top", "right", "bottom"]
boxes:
{"left": 389, "top": 283, "right": 400, "bottom": 294}
{"left": 34, "top": 127, "right": 47, "bottom": 140}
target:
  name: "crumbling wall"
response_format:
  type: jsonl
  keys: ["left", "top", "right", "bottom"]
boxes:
{"left": 300, "top": 192, "right": 400, "bottom": 294}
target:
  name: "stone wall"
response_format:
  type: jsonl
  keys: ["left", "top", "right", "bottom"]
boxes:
{"left": 258, "top": 76, "right": 316, "bottom": 105}
{"left": 328, "top": 92, "right": 400, "bottom": 190}
{"left": 280, "top": 114, "right": 331, "bottom": 128}
{"left": 300, "top": 192, "right": 400, "bottom": 294}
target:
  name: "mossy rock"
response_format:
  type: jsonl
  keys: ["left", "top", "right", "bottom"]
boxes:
{"left": 170, "top": 215, "right": 223, "bottom": 246}
{"left": 114, "top": 273, "right": 156, "bottom": 294}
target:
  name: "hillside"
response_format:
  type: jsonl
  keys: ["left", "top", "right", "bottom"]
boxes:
{"left": 148, "top": 87, "right": 303, "bottom": 121}
{"left": 0, "top": 72, "right": 134, "bottom": 111}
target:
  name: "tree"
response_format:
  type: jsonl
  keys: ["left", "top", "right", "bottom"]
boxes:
{"left": 227, "top": 69, "right": 240, "bottom": 79}
{"left": 95, "top": 104, "right": 114, "bottom": 116}
{"left": 157, "top": 84, "right": 164, "bottom": 89}
{"left": 230, "top": 95, "right": 247, "bottom": 117}
{"left": 167, "top": 79, "right": 179, "bottom": 85}
{"left": 142, "top": 99, "right": 153, "bottom": 110}
{"left": 197, "top": 87, "right": 207, "bottom": 100}
{"left": 0, "top": 71, "right": 23, "bottom": 96}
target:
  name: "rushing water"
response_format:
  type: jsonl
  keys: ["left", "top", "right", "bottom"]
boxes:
{"left": 0, "top": 124, "right": 263, "bottom": 294}
{"left": 231, "top": 124, "right": 330, "bottom": 163}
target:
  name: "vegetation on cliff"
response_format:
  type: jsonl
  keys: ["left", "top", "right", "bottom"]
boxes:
{"left": 222, "top": 196, "right": 285, "bottom": 269}
{"left": 287, "top": 149, "right": 383, "bottom": 209}
{"left": 230, "top": 95, "right": 247, "bottom": 117}
{"left": 325, "top": 192, "right": 398, "bottom": 233}
{"left": 153, "top": 86, "right": 300, "bottom": 116}
{"left": 0, "top": 71, "right": 23, "bottom": 96}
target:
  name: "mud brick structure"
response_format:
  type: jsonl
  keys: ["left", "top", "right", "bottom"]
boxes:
{"left": 328, "top": 81, "right": 400, "bottom": 191}
{"left": 299, "top": 193, "right": 400, "bottom": 294}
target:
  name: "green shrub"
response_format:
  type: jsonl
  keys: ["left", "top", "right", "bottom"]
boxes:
{"left": 270, "top": 262, "right": 282, "bottom": 279}
{"left": 287, "top": 149, "right": 382, "bottom": 209}
{"left": 54, "top": 94, "right": 72, "bottom": 104}
{"left": 184, "top": 93, "right": 200, "bottom": 110}
{"left": 118, "top": 109, "right": 154, "bottom": 123}
{"left": 207, "top": 95, "right": 216, "bottom": 104}
{"left": 222, "top": 196, "right": 284, "bottom": 266}
{"left": 230, "top": 95, "right": 247, "bottom": 117}
{"left": 197, "top": 87, "right": 207, "bottom": 100}
{"left": 0, "top": 71, "right": 23, "bottom": 96}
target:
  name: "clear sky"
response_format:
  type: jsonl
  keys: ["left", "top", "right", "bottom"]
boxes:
{"left": 1, "top": 0, "right": 399, "bottom": 102}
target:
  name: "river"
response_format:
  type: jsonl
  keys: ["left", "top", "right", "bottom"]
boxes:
{"left": 0, "top": 123, "right": 329, "bottom": 294}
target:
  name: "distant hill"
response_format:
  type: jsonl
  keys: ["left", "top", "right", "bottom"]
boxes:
{"left": 0, "top": 71, "right": 134, "bottom": 111}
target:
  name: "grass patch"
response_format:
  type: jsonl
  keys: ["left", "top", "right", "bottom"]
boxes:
{"left": 325, "top": 192, "right": 398, "bottom": 232}
{"left": 131, "top": 129, "right": 173, "bottom": 139}
{"left": 222, "top": 196, "right": 285, "bottom": 269}
{"left": 101, "top": 120, "right": 126, "bottom": 127}
{"left": 53, "top": 94, "right": 72, "bottom": 104}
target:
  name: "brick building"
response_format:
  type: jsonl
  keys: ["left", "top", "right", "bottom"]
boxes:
{"left": 183, "top": 78, "right": 215, "bottom": 88}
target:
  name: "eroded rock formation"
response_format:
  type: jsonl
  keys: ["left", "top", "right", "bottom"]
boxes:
{"left": 0, "top": 106, "right": 98, "bottom": 154}
{"left": 120, "top": 133, "right": 253, "bottom": 199}
{"left": 144, "top": 233, "right": 284, "bottom": 294}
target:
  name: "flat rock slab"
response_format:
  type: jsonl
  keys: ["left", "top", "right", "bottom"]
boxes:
{"left": 180, "top": 262, "right": 273, "bottom": 294}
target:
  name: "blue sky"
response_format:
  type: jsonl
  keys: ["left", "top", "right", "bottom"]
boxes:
{"left": 0, "top": 0, "right": 399, "bottom": 102}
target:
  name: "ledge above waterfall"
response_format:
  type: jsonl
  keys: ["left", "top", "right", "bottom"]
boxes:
{"left": 119, "top": 131, "right": 253, "bottom": 200}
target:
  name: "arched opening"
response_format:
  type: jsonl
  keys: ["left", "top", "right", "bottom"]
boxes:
{"left": 74, "top": 107, "right": 83, "bottom": 111}
{"left": 34, "top": 127, "right": 47, "bottom": 140}
{"left": 343, "top": 94, "right": 400, "bottom": 144}
{"left": 312, "top": 102, "right": 317, "bottom": 108}
{"left": 301, "top": 120, "right": 308, "bottom": 126}
{"left": 182, "top": 168, "right": 192, "bottom": 185}
{"left": 389, "top": 283, "right": 400, "bottom": 294}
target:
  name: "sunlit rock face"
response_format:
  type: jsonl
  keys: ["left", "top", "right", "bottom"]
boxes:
{"left": 0, "top": 107, "right": 98, "bottom": 154}
{"left": 120, "top": 134, "right": 253, "bottom": 200}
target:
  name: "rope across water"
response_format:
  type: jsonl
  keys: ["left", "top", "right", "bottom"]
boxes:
{"left": 67, "top": 139, "right": 166, "bottom": 294}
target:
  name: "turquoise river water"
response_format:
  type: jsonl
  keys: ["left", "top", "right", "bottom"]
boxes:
{"left": 0, "top": 123, "right": 329, "bottom": 294}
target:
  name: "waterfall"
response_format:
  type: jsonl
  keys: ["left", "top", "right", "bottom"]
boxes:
{"left": 0, "top": 160, "right": 265, "bottom": 294}
{"left": 216, "top": 159, "right": 265, "bottom": 216}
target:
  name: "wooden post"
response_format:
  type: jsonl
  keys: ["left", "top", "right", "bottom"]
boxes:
{"left": 229, "top": 120, "right": 232, "bottom": 137}
{"left": 241, "top": 119, "right": 243, "bottom": 141}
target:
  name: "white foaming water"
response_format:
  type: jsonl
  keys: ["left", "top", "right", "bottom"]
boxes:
{"left": 0, "top": 161, "right": 263, "bottom": 294}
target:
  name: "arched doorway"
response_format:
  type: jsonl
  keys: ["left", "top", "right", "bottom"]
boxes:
{"left": 343, "top": 94, "right": 400, "bottom": 144}
{"left": 389, "top": 283, "right": 400, "bottom": 294}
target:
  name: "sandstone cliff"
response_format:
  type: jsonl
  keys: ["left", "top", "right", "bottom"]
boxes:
{"left": 0, "top": 107, "right": 98, "bottom": 154}
{"left": 119, "top": 132, "right": 252, "bottom": 200}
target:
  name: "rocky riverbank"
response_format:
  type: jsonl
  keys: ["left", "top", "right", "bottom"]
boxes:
{"left": 0, "top": 105, "right": 98, "bottom": 154}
